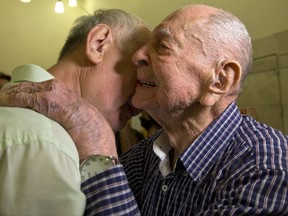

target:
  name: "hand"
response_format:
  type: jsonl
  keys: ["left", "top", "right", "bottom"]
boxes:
{"left": 0, "top": 79, "right": 118, "bottom": 161}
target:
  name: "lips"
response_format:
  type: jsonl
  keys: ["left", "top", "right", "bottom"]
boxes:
{"left": 138, "top": 80, "right": 156, "bottom": 87}
{"left": 137, "top": 69, "right": 156, "bottom": 88}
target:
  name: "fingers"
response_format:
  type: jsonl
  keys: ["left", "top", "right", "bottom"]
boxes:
{"left": 2, "top": 80, "right": 50, "bottom": 94}
{"left": 0, "top": 80, "right": 50, "bottom": 108}
{"left": 0, "top": 79, "right": 118, "bottom": 159}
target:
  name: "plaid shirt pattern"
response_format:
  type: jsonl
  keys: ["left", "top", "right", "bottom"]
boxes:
{"left": 83, "top": 102, "right": 288, "bottom": 215}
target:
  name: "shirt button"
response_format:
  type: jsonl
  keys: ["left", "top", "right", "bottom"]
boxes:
{"left": 161, "top": 185, "right": 168, "bottom": 192}
{"left": 183, "top": 171, "right": 189, "bottom": 177}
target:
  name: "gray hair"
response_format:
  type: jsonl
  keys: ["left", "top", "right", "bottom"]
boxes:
{"left": 195, "top": 8, "right": 253, "bottom": 85}
{"left": 58, "top": 9, "right": 149, "bottom": 60}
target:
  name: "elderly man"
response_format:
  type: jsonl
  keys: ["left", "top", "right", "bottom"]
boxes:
{"left": 0, "top": 9, "right": 150, "bottom": 215}
{"left": 1, "top": 4, "right": 288, "bottom": 216}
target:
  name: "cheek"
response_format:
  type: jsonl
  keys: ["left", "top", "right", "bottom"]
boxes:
{"left": 123, "top": 76, "right": 136, "bottom": 95}
{"left": 107, "top": 81, "right": 125, "bottom": 106}
{"left": 123, "top": 69, "right": 137, "bottom": 93}
{"left": 157, "top": 76, "right": 201, "bottom": 111}
{"left": 157, "top": 87, "right": 191, "bottom": 111}
{"left": 92, "top": 76, "right": 123, "bottom": 110}
{"left": 107, "top": 75, "right": 134, "bottom": 108}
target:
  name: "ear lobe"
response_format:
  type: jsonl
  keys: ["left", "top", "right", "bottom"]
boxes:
{"left": 210, "top": 60, "right": 242, "bottom": 94}
{"left": 86, "top": 24, "right": 113, "bottom": 64}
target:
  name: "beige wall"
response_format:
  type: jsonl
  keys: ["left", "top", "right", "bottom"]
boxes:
{"left": 0, "top": 0, "right": 86, "bottom": 74}
{"left": 83, "top": 0, "right": 288, "bottom": 39}
{"left": 2, "top": 0, "right": 288, "bottom": 75}
{"left": 237, "top": 29, "right": 288, "bottom": 134}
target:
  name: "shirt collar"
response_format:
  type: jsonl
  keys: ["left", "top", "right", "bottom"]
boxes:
{"left": 153, "top": 130, "right": 172, "bottom": 177}
{"left": 153, "top": 102, "right": 242, "bottom": 181}
{"left": 181, "top": 102, "right": 242, "bottom": 183}
{"left": 11, "top": 64, "right": 54, "bottom": 83}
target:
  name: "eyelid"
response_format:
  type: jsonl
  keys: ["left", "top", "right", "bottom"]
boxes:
{"left": 159, "top": 42, "right": 168, "bottom": 48}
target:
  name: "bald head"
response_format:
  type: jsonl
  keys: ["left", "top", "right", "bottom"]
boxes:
{"left": 162, "top": 4, "right": 220, "bottom": 30}
{"left": 170, "top": 4, "right": 219, "bottom": 18}
{"left": 163, "top": 4, "right": 252, "bottom": 86}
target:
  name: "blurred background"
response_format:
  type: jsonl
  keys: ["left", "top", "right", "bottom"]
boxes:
{"left": 1, "top": 0, "right": 287, "bottom": 141}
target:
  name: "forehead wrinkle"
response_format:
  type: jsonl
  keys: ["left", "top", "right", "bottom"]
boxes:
{"left": 184, "top": 20, "right": 208, "bottom": 57}
{"left": 188, "top": 32, "right": 207, "bottom": 57}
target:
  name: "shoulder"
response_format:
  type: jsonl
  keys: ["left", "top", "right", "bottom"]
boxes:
{"left": 236, "top": 115, "right": 288, "bottom": 171}
{"left": 0, "top": 107, "right": 79, "bottom": 162}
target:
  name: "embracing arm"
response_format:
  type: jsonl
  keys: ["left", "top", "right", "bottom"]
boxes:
{"left": 0, "top": 80, "right": 140, "bottom": 215}
{"left": 0, "top": 79, "right": 117, "bottom": 160}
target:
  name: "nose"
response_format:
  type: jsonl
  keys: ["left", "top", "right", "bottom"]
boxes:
{"left": 132, "top": 45, "right": 149, "bottom": 67}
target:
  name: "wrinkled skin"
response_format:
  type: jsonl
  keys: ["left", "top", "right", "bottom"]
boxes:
{"left": 0, "top": 79, "right": 116, "bottom": 161}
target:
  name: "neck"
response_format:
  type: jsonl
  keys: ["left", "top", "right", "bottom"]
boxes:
{"left": 47, "top": 60, "right": 82, "bottom": 97}
{"left": 156, "top": 104, "right": 223, "bottom": 159}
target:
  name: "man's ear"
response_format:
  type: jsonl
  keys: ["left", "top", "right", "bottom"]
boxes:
{"left": 199, "top": 60, "right": 242, "bottom": 106}
{"left": 209, "top": 60, "right": 242, "bottom": 95}
{"left": 86, "top": 24, "right": 113, "bottom": 64}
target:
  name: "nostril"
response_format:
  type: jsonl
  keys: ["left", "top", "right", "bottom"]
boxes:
{"left": 137, "top": 60, "right": 148, "bottom": 67}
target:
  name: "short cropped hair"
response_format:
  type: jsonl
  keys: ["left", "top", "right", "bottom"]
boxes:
{"left": 58, "top": 9, "right": 149, "bottom": 60}
{"left": 0, "top": 72, "right": 11, "bottom": 81}
{"left": 207, "top": 10, "right": 252, "bottom": 82}
{"left": 189, "top": 7, "right": 252, "bottom": 85}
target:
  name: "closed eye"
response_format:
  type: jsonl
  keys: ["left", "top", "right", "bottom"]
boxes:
{"left": 158, "top": 42, "right": 168, "bottom": 49}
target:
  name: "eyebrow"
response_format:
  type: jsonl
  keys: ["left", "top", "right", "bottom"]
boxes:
{"left": 154, "top": 25, "right": 183, "bottom": 50}
{"left": 155, "top": 26, "right": 173, "bottom": 40}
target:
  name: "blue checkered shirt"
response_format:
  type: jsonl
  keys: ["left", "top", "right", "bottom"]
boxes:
{"left": 82, "top": 102, "right": 288, "bottom": 215}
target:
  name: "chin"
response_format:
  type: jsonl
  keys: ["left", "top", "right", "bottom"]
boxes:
{"left": 133, "top": 102, "right": 150, "bottom": 111}
{"left": 131, "top": 98, "right": 143, "bottom": 110}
